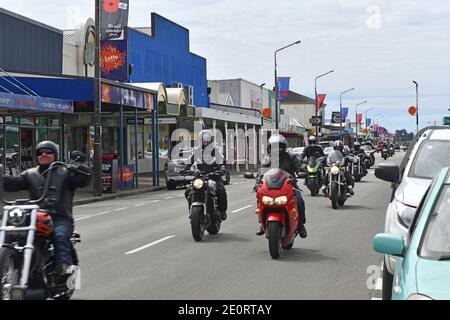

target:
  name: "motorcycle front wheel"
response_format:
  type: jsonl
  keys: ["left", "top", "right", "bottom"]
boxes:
{"left": 190, "top": 206, "right": 205, "bottom": 242}
{"left": 0, "top": 248, "right": 21, "bottom": 300}
{"left": 267, "top": 222, "right": 282, "bottom": 260}
{"left": 308, "top": 179, "right": 318, "bottom": 197}
{"left": 330, "top": 184, "right": 339, "bottom": 210}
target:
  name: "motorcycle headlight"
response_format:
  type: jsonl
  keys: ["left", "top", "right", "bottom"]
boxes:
{"left": 275, "top": 196, "right": 288, "bottom": 205}
{"left": 407, "top": 294, "right": 433, "bottom": 300}
{"left": 262, "top": 196, "right": 274, "bottom": 205}
{"left": 7, "top": 208, "right": 27, "bottom": 226}
{"left": 331, "top": 166, "right": 340, "bottom": 176}
{"left": 193, "top": 179, "right": 204, "bottom": 189}
{"left": 307, "top": 166, "right": 316, "bottom": 173}
{"left": 395, "top": 200, "right": 416, "bottom": 229}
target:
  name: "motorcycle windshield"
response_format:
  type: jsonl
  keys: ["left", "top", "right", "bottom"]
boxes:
{"left": 308, "top": 156, "right": 318, "bottom": 165}
{"left": 327, "top": 150, "right": 344, "bottom": 166}
{"left": 263, "top": 168, "right": 291, "bottom": 190}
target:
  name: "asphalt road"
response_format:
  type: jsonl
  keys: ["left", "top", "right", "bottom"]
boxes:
{"left": 72, "top": 152, "right": 403, "bottom": 300}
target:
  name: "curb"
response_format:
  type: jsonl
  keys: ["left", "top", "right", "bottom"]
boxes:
{"left": 73, "top": 186, "right": 167, "bottom": 206}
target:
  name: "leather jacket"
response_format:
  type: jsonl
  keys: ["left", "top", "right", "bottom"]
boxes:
{"left": 262, "top": 150, "right": 303, "bottom": 176}
{"left": 3, "top": 163, "right": 92, "bottom": 219}
{"left": 299, "top": 145, "right": 325, "bottom": 162}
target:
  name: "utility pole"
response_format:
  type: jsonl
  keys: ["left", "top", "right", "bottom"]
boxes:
{"left": 93, "top": 0, "right": 102, "bottom": 196}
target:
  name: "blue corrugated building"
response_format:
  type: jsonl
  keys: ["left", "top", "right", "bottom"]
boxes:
{"left": 127, "top": 13, "right": 208, "bottom": 108}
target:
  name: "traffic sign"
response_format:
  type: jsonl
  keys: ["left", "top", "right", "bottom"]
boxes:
{"left": 444, "top": 116, "right": 450, "bottom": 126}
{"left": 332, "top": 112, "right": 342, "bottom": 124}
{"left": 309, "top": 116, "right": 322, "bottom": 126}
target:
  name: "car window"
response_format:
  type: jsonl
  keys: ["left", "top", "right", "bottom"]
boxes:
{"left": 420, "top": 186, "right": 450, "bottom": 259}
{"left": 408, "top": 140, "right": 450, "bottom": 180}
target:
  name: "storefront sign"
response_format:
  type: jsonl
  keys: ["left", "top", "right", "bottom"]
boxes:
{"left": 127, "top": 118, "right": 145, "bottom": 125}
{"left": 331, "top": 112, "right": 342, "bottom": 124}
{"left": 101, "top": 155, "right": 114, "bottom": 193}
{"left": 101, "top": 40, "right": 128, "bottom": 81}
{"left": 0, "top": 92, "right": 73, "bottom": 113}
{"left": 158, "top": 118, "right": 177, "bottom": 125}
{"left": 100, "top": 0, "right": 129, "bottom": 40}
{"left": 102, "top": 83, "right": 146, "bottom": 109}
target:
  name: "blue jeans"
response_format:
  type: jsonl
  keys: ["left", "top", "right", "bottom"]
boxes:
{"left": 295, "top": 190, "right": 306, "bottom": 225}
{"left": 52, "top": 217, "right": 74, "bottom": 266}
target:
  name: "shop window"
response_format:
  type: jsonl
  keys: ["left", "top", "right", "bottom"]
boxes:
{"left": 20, "top": 117, "right": 35, "bottom": 126}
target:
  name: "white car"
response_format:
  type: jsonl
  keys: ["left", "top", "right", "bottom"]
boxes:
{"left": 375, "top": 126, "right": 450, "bottom": 299}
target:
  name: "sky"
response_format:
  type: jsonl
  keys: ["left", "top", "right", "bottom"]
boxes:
{"left": 1, "top": 0, "right": 450, "bottom": 133}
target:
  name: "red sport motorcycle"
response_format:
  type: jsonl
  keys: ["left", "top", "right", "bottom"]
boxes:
{"left": 245, "top": 169, "right": 307, "bottom": 259}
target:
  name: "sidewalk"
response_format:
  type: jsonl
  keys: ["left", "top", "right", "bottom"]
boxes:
{"left": 4, "top": 174, "right": 167, "bottom": 207}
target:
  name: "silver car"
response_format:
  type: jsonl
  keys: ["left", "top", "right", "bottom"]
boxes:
{"left": 375, "top": 126, "right": 450, "bottom": 299}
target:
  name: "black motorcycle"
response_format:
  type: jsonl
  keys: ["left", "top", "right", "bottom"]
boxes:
{"left": 381, "top": 146, "right": 390, "bottom": 160}
{"left": 0, "top": 152, "right": 87, "bottom": 300}
{"left": 326, "top": 151, "right": 353, "bottom": 209}
{"left": 185, "top": 166, "right": 225, "bottom": 242}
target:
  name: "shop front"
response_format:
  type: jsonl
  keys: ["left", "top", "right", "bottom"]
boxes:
{"left": 0, "top": 91, "right": 73, "bottom": 176}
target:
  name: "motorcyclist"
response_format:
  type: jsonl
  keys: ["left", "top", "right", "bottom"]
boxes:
{"left": 256, "top": 134, "right": 307, "bottom": 238}
{"left": 299, "top": 136, "right": 325, "bottom": 162}
{"left": 184, "top": 129, "right": 228, "bottom": 221}
{"left": 2, "top": 141, "right": 92, "bottom": 287}
{"left": 351, "top": 141, "right": 368, "bottom": 174}
{"left": 320, "top": 140, "right": 355, "bottom": 196}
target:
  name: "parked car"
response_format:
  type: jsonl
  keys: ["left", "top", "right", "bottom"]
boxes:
{"left": 374, "top": 126, "right": 450, "bottom": 299}
{"left": 318, "top": 141, "right": 333, "bottom": 150}
{"left": 376, "top": 142, "right": 384, "bottom": 153}
{"left": 373, "top": 167, "right": 450, "bottom": 300}
{"left": 164, "top": 149, "right": 231, "bottom": 190}
{"left": 394, "top": 144, "right": 401, "bottom": 151}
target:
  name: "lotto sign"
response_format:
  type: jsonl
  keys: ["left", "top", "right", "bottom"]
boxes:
{"left": 101, "top": 0, "right": 129, "bottom": 40}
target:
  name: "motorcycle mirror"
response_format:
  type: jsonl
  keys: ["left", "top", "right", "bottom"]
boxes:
{"left": 297, "top": 172, "right": 308, "bottom": 179}
{"left": 70, "top": 151, "right": 86, "bottom": 163}
{"left": 244, "top": 172, "right": 255, "bottom": 179}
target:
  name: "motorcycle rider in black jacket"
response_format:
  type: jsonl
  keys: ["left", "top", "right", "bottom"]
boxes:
{"left": 256, "top": 134, "right": 307, "bottom": 238}
{"left": 2, "top": 141, "right": 92, "bottom": 285}
{"left": 299, "top": 136, "right": 325, "bottom": 162}
{"left": 184, "top": 130, "right": 228, "bottom": 221}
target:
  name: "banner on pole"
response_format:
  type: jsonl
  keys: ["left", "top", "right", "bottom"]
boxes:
{"left": 100, "top": 0, "right": 129, "bottom": 40}
{"left": 277, "top": 77, "right": 290, "bottom": 101}
{"left": 342, "top": 108, "right": 349, "bottom": 122}
{"left": 317, "top": 94, "right": 327, "bottom": 112}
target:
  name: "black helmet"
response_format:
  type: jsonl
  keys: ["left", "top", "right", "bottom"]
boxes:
{"left": 268, "top": 134, "right": 288, "bottom": 154}
{"left": 308, "top": 135, "right": 317, "bottom": 145}
{"left": 354, "top": 141, "right": 361, "bottom": 151}
{"left": 198, "top": 129, "right": 214, "bottom": 149}
{"left": 36, "top": 140, "right": 59, "bottom": 160}
{"left": 333, "top": 140, "right": 343, "bottom": 151}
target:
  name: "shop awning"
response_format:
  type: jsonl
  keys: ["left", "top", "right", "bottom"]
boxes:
{"left": 165, "top": 88, "right": 188, "bottom": 116}
{"left": 132, "top": 82, "right": 168, "bottom": 109}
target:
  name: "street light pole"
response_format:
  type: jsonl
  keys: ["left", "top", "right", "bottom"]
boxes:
{"left": 413, "top": 81, "right": 419, "bottom": 134}
{"left": 354, "top": 100, "right": 367, "bottom": 138}
{"left": 274, "top": 40, "right": 301, "bottom": 130}
{"left": 315, "top": 70, "right": 334, "bottom": 141}
{"left": 339, "top": 88, "right": 355, "bottom": 141}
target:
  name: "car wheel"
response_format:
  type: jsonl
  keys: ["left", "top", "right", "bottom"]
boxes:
{"left": 382, "top": 261, "right": 393, "bottom": 300}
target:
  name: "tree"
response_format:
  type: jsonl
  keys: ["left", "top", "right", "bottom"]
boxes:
{"left": 395, "top": 129, "right": 414, "bottom": 143}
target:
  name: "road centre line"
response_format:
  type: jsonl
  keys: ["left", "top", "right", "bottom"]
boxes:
{"left": 232, "top": 205, "right": 253, "bottom": 213}
{"left": 97, "top": 211, "right": 112, "bottom": 215}
{"left": 114, "top": 207, "right": 128, "bottom": 212}
{"left": 125, "top": 235, "right": 176, "bottom": 255}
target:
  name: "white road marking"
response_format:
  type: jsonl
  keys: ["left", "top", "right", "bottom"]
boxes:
{"left": 114, "top": 207, "right": 128, "bottom": 212}
{"left": 125, "top": 235, "right": 176, "bottom": 255}
{"left": 133, "top": 203, "right": 146, "bottom": 207}
{"left": 147, "top": 200, "right": 161, "bottom": 203}
{"left": 164, "top": 196, "right": 175, "bottom": 200}
{"left": 74, "top": 216, "right": 92, "bottom": 221}
{"left": 375, "top": 278, "right": 383, "bottom": 291}
{"left": 97, "top": 211, "right": 112, "bottom": 215}
{"left": 371, "top": 298, "right": 382, "bottom": 300}
{"left": 232, "top": 205, "right": 253, "bottom": 213}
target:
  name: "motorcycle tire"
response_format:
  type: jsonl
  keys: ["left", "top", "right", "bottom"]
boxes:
{"left": 206, "top": 213, "right": 221, "bottom": 235}
{"left": 330, "top": 184, "right": 339, "bottom": 210}
{"left": 0, "top": 248, "right": 21, "bottom": 300}
{"left": 267, "top": 222, "right": 282, "bottom": 260}
{"left": 309, "top": 180, "right": 318, "bottom": 197}
{"left": 190, "top": 206, "right": 205, "bottom": 242}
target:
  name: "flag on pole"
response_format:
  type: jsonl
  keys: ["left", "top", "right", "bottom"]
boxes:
{"left": 366, "top": 118, "right": 372, "bottom": 128}
{"left": 317, "top": 94, "right": 327, "bottom": 112}
{"left": 277, "top": 77, "right": 290, "bottom": 101}
{"left": 357, "top": 114, "right": 363, "bottom": 125}
{"left": 342, "top": 108, "right": 349, "bottom": 122}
